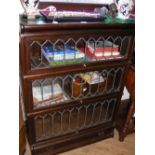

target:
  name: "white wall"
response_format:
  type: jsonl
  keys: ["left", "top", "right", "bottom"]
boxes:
{"left": 19, "top": 1, "right": 24, "bottom": 13}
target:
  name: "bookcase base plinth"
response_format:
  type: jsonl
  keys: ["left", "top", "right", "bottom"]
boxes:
{"left": 32, "top": 127, "right": 114, "bottom": 155}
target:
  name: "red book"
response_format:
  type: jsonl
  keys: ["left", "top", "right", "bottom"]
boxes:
{"left": 84, "top": 48, "right": 123, "bottom": 61}
{"left": 84, "top": 48, "right": 97, "bottom": 61}
{"left": 85, "top": 48, "right": 108, "bottom": 61}
{"left": 87, "top": 40, "right": 119, "bottom": 53}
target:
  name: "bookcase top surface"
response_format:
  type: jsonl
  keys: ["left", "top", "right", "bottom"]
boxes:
{"left": 20, "top": 16, "right": 135, "bottom": 33}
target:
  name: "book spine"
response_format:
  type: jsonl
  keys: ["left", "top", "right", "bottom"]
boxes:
{"left": 103, "top": 52, "right": 112, "bottom": 57}
{"left": 95, "top": 47, "right": 119, "bottom": 52}
{"left": 88, "top": 46, "right": 119, "bottom": 53}
{"left": 75, "top": 52, "right": 85, "bottom": 58}
{"left": 85, "top": 48, "right": 96, "bottom": 60}
{"left": 112, "top": 51, "right": 120, "bottom": 56}
{"left": 42, "top": 49, "right": 53, "bottom": 64}
{"left": 44, "top": 49, "right": 76, "bottom": 55}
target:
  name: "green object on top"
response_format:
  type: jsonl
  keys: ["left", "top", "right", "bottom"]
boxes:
{"left": 20, "top": 14, "right": 46, "bottom": 23}
{"left": 20, "top": 14, "right": 134, "bottom": 25}
{"left": 105, "top": 16, "right": 134, "bottom": 24}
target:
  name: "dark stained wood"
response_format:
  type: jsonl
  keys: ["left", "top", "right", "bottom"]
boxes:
{"left": 20, "top": 14, "right": 135, "bottom": 155}
{"left": 19, "top": 126, "right": 26, "bottom": 155}
{"left": 20, "top": 21, "right": 135, "bottom": 33}
{"left": 32, "top": 125, "right": 114, "bottom": 155}
{"left": 116, "top": 99, "right": 130, "bottom": 136}
{"left": 23, "top": 60, "right": 128, "bottom": 80}
{"left": 117, "top": 66, "right": 135, "bottom": 141}
{"left": 19, "top": 93, "right": 26, "bottom": 155}
{"left": 20, "top": 23, "right": 134, "bottom": 76}
{"left": 28, "top": 92, "right": 120, "bottom": 117}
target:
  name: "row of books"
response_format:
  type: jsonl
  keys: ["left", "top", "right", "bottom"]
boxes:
{"left": 42, "top": 41, "right": 123, "bottom": 65}
{"left": 85, "top": 48, "right": 123, "bottom": 61}
{"left": 42, "top": 45, "right": 85, "bottom": 63}
{"left": 33, "top": 83, "right": 69, "bottom": 108}
{"left": 85, "top": 40, "right": 123, "bottom": 60}
{"left": 87, "top": 40, "right": 119, "bottom": 56}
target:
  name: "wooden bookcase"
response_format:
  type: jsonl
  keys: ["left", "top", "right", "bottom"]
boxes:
{"left": 20, "top": 10, "right": 134, "bottom": 154}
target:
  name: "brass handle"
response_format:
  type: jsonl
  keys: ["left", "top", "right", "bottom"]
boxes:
{"left": 83, "top": 63, "right": 87, "bottom": 68}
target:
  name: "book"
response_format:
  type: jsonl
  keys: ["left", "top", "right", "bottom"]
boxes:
{"left": 49, "top": 57, "right": 85, "bottom": 66}
{"left": 85, "top": 47, "right": 123, "bottom": 61}
{"left": 87, "top": 40, "right": 120, "bottom": 57}
{"left": 85, "top": 47, "right": 106, "bottom": 61}
{"left": 42, "top": 44, "right": 85, "bottom": 62}
{"left": 43, "top": 45, "right": 76, "bottom": 55}
{"left": 87, "top": 40, "right": 119, "bottom": 52}
{"left": 33, "top": 83, "right": 69, "bottom": 107}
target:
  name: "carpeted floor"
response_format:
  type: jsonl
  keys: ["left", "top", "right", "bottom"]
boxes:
{"left": 25, "top": 131, "right": 135, "bottom": 155}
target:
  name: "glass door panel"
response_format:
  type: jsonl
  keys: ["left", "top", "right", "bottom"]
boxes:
{"left": 34, "top": 98, "right": 117, "bottom": 142}
{"left": 30, "top": 36, "right": 131, "bottom": 70}
{"left": 32, "top": 67, "right": 124, "bottom": 109}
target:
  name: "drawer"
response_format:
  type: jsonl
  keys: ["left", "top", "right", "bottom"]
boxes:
{"left": 27, "top": 97, "right": 118, "bottom": 143}
{"left": 24, "top": 66, "right": 125, "bottom": 112}
{"left": 32, "top": 126, "right": 114, "bottom": 155}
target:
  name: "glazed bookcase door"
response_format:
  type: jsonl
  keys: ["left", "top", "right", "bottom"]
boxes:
{"left": 24, "top": 32, "right": 133, "bottom": 73}
{"left": 29, "top": 66, "right": 125, "bottom": 110}
{"left": 29, "top": 96, "right": 119, "bottom": 143}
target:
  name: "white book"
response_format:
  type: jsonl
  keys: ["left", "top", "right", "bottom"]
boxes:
{"left": 43, "top": 49, "right": 85, "bottom": 61}
{"left": 33, "top": 83, "right": 64, "bottom": 102}
{"left": 87, "top": 40, "right": 120, "bottom": 57}
{"left": 53, "top": 52, "right": 84, "bottom": 60}
{"left": 112, "top": 51, "right": 120, "bottom": 56}
{"left": 103, "top": 52, "right": 112, "bottom": 57}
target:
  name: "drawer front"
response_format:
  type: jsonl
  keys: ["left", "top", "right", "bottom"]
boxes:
{"left": 27, "top": 97, "right": 118, "bottom": 143}
{"left": 24, "top": 66, "right": 125, "bottom": 112}
{"left": 21, "top": 30, "right": 134, "bottom": 75}
{"left": 32, "top": 127, "right": 114, "bottom": 155}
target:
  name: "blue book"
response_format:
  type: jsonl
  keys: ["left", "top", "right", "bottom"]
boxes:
{"left": 43, "top": 45, "right": 77, "bottom": 56}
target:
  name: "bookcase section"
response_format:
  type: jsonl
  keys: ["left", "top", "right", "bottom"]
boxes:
{"left": 30, "top": 35, "right": 131, "bottom": 70}
{"left": 34, "top": 98, "right": 117, "bottom": 142}
{"left": 32, "top": 67, "right": 124, "bottom": 109}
